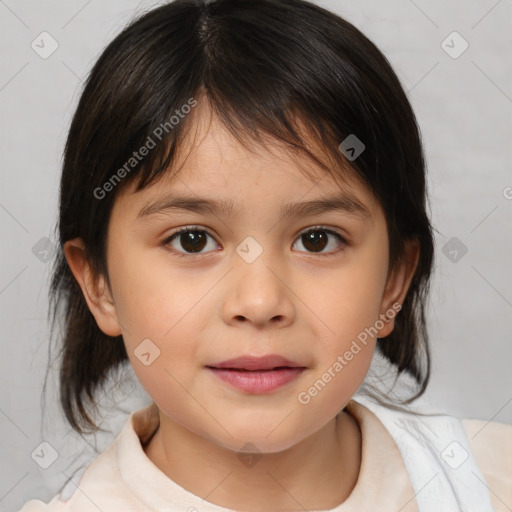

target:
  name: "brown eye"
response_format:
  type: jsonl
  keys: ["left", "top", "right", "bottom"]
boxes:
{"left": 293, "top": 228, "right": 346, "bottom": 255}
{"left": 164, "top": 227, "right": 218, "bottom": 255}
{"left": 301, "top": 230, "right": 328, "bottom": 252}
{"left": 179, "top": 230, "right": 207, "bottom": 252}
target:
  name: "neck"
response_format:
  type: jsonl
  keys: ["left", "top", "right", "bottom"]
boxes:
{"left": 144, "top": 408, "right": 361, "bottom": 511}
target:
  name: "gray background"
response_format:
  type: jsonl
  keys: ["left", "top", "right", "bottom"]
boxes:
{"left": 1, "top": 0, "right": 511, "bottom": 509}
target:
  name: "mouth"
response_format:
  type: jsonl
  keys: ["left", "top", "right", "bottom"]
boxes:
{"left": 206, "top": 354, "right": 306, "bottom": 372}
{"left": 206, "top": 366, "right": 300, "bottom": 372}
{"left": 205, "top": 355, "right": 307, "bottom": 394}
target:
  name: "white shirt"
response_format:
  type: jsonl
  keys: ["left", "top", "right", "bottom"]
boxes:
{"left": 18, "top": 399, "right": 511, "bottom": 511}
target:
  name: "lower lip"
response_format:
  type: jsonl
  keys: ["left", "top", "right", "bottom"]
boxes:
{"left": 207, "top": 367, "right": 305, "bottom": 394}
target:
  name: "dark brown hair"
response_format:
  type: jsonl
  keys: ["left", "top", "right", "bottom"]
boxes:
{"left": 47, "top": 0, "right": 434, "bottom": 435}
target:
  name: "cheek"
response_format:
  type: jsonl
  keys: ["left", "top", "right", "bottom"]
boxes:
{"left": 294, "top": 309, "right": 376, "bottom": 428}
{"left": 309, "top": 251, "right": 388, "bottom": 340}
{"left": 108, "top": 242, "right": 213, "bottom": 341}
{"left": 299, "top": 247, "right": 387, "bottom": 402}
{"left": 107, "top": 244, "right": 217, "bottom": 394}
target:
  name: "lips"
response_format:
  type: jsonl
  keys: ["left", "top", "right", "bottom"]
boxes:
{"left": 206, "top": 355, "right": 306, "bottom": 394}
{"left": 206, "top": 354, "right": 305, "bottom": 371}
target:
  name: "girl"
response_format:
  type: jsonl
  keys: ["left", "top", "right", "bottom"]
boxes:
{"left": 19, "top": 0, "right": 510, "bottom": 510}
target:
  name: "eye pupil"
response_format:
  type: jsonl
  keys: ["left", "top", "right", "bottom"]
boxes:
{"left": 302, "top": 231, "right": 328, "bottom": 252}
{"left": 181, "top": 231, "right": 207, "bottom": 252}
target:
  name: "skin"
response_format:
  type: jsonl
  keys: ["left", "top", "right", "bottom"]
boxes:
{"left": 64, "top": 101, "right": 419, "bottom": 511}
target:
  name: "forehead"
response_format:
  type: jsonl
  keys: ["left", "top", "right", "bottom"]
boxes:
{"left": 115, "top": 103, "right": 380, "bottom": 219}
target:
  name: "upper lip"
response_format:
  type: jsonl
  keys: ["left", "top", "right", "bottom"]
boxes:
{"left": 206, "top": 355, "right": 306, "bottom": 371}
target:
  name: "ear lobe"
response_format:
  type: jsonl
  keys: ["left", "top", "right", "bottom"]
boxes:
{"left": 63, "top": 238, "right": 123, "bottom": 337}
{"left": 377, "top": 239, "right": 420, "bottom": 338}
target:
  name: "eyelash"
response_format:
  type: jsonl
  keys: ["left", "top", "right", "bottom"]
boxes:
{"left": 161, "top": 225, "right": 349, "bottom": 259}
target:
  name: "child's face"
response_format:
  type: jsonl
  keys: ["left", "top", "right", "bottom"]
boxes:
{"left": 70, "top": 104, "right": 416, "bottom": 454}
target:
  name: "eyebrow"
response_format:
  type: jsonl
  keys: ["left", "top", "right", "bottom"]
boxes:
{"left": 136, "top": 192, "right": 372, "bottom": 223}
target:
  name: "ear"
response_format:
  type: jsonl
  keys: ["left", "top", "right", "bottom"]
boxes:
{"left": 63, "top": 238, "right": 122, "bottom": 337}
{"left": 377, "top": 239, "right": 420, "bottom": 338}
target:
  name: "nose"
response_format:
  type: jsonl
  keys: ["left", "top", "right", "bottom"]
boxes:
{"left": 221, "top": 250, "right": 296, "bottom": 329}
